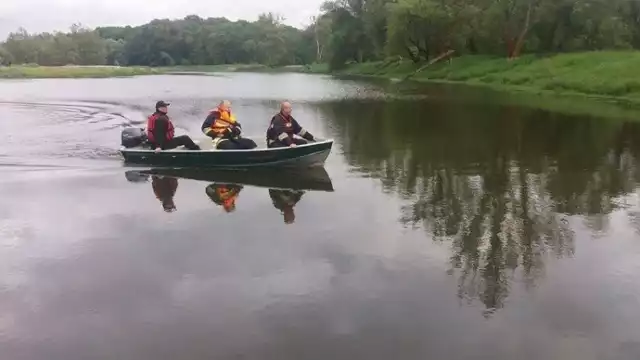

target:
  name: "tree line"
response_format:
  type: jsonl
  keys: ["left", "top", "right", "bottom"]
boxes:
{"left": 2, "top": 0, "right": 640, "bottom": 68}
{"left": 316, "top": 0, "right": 640, "bottom": 69}
{"left": 0, "top": 14, "right": 314, "bottom": 67}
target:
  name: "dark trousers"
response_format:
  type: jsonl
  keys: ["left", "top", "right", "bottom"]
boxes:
{"left": 216, "top": 138, "right": 257, "bottom": 150}
{"left": 268, "top": 138, "right": 308, "bottom": 148}
{"left": 155, "top": 135, "right": 201, "bottom": 150}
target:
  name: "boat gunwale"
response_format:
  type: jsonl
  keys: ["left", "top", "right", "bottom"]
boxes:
{"left": 119, "top": 138, "right": 334, "bottom": 154}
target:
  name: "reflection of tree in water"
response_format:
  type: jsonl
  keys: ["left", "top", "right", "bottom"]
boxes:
{"left": 406, "top": 160, "right": 575, "bottom": 314}
{"left": 319, "top": 99, "right": 640, "bottom": 312}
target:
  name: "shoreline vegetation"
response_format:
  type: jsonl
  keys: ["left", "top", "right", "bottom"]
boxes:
{"left": 0, "top": 65, "right": 161, "bottom": 78}
{"left": 5, "top": 51, "right": 640, "bottom": 119}
{"left": 0, "top": 63, "right": 306, "bottom": 79}
{"left": 303, "top": 51, "right": 640, "bottom": 104}
{"left": 3, "top": 0, "right": 640, "bottom": 112}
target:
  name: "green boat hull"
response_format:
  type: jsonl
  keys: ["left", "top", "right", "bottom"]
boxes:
{"left": 119, "top": 139, "right": 333, "bottom": 168}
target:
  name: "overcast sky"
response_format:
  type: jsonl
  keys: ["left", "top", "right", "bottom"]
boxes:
{"left": 0, "top": 0, "right": 324, "bottom": 39}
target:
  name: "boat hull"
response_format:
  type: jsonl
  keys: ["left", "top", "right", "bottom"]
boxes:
{"left": 119, "top": 139, "right": 333, "bottom": 168}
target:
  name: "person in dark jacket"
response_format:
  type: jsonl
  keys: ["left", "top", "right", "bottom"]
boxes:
{"left": 266, "top": 101, "right": 316, "bottom": 148}
{"left": 147, "top": 101, "right": 200, "bottom": 151}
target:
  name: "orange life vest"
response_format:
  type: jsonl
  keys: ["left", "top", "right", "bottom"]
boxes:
{"left": 147, "top": 113, "right": 175, "bottom": 143}
{"left": 208, "top": 108, "right": 237, "bottom": 137}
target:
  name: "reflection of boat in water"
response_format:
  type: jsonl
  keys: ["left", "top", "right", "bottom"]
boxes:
{"left": 124, "top": 166, "right": 334, "bottom": 192}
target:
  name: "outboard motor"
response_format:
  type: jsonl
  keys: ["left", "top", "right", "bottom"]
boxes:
{"left": 121, "top": 127, "right": 147, "bottom": 148}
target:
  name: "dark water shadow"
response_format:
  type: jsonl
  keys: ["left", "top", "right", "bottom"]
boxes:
{"left": 125, "top": 166, "right": 334, "bottom": 192}
{"left": 316, "top": 98, "right": 640, "bottom": 314}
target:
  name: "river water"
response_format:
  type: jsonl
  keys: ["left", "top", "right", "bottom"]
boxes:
{"left": 1, "top": 73, "right": 640, "bottom": 360}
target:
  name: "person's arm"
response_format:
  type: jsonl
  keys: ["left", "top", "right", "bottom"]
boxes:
{"left": 271, "top": 116, "right": 293, "bottom": 146}
{"left": 154, "top": 115, "right": 169, "bottom": 149}
{"left": 202, "top": 113, "right": 222, "bottom": 139}
{"left": 292, "top": 117, "right": 315, "bottom": 141}
{"left": 201, "top": 113, "right": 215, "bottom": 138}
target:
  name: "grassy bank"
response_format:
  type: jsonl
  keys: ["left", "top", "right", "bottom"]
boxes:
{"left": 0, "top": 65, "right": 162, "bottom": 79}
{"left": 159, "top": 64, "right": 306, "bottom": 74}
{"left": 0, "top": 63, "right": 302, "bottom": 78}
{"left": 306, "top": 51, "right": 640, "bottom": 103}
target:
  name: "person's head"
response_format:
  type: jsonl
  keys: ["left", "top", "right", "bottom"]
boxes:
{"left": 155, "top": 100, "right": 170, "bottom": 114}
{"left": 280, "top": 101, "right": 292, "bottom": 116}
{"left": 218, "top": 100, "right": 232, "bottom": 112}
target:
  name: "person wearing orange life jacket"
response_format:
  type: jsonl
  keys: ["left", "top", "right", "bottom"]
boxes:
{"left": 147, "top": 101, "right": 200, "bottom": 151}
{"left": 266, "top": 101, "right": 316, "bottom": 148}
{"left": 205, "top": 183, "right": 243, "bottom": 213}
{"left": 201, "top": 100, "right": 257, "bottom": 150}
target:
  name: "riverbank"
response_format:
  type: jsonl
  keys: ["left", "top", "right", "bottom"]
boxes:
{"left": 0, "top": 65, "right": 162, "bottom": 79}
{"left": 305, "top": 51, "right": 640, "bottom": 104}
{"left": 159, "top": 64, "right": 306, "bottom": 74}
{"left": 0, "top": 64, "right": 308, "bottom": 79}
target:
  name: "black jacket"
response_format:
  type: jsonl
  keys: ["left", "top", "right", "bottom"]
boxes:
{"left": 266, "top": 113, "right": 314, "bottom": 145}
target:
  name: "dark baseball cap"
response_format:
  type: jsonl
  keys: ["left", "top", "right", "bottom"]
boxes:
{"left": 155, "top": 100, "right": 170, "bottom": 108}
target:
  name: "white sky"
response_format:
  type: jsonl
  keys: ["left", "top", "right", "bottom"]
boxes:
{"left": 0, "top": 0, "right": 324, "bottom": 39}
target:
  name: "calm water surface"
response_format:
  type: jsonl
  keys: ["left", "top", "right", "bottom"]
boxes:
{"left": 2, "top": 73, "right": 640, "bottom": 360}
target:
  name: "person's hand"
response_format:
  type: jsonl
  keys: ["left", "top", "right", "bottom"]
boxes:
{"left": 155, "top": 147, "right": 162, "bottom": 153}
{"left": 289, "top": 143, "right": 297, "bottom": 148}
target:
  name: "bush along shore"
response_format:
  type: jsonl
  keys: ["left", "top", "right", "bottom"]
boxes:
{"left": 0, "top": 65, "right": 162, "bottom": 79}
{"left": 304, "top": 51, "right": 640, "bottom": 103}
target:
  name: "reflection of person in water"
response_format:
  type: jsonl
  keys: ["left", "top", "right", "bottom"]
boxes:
{"left": 205, "top": 184, "right": 243, "bottom": 213}
{"left": 269, "top": 189, "right": 304, "bottom": 224}
{"left": 152, "top": 175, "right": 178, "bottom": 212}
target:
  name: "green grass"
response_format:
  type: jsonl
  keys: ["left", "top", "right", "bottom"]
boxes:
{"left": 159, "top": 63, "right": 271, "bottom": 73}
{"left": 159, "top": 63, "right": 310, "bottom": 74}
{"left": 0, "top": 65, "right": 161, "bottom": 79}
{"left": 313, "top": 51, "right": 640, "bottom": 103}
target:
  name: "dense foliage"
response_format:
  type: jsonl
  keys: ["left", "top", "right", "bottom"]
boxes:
{"left": 0, "top": 14, "right": 313, "bottom": 67}
{"left": 319, "top": 0, "right": 640, "bottom": 69}
{"left": 3, "top": 0, "right": 640, "bottom": 68}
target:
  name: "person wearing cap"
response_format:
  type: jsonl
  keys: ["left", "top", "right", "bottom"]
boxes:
{"left": 201, "top": 100, "right": 257, "bottom": 150}
{"left": 147, "top": 101, "right": 201, "bottom": 151}
{"left": 266, "top": 101, "right": 316, "bottom": 148}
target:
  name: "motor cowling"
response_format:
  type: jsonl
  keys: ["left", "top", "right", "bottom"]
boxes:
{"left": 121, "top": 127, "right": 147, "bottom": 148}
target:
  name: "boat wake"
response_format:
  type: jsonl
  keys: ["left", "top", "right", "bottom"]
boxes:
{"left": 0, "top": 100, "right": 143, "bottom": 167}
